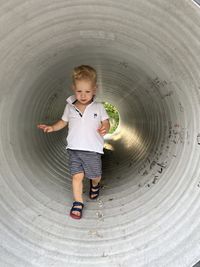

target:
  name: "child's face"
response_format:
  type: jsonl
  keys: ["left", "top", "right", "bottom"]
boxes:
{"left": 72, "top": 80, "right": 97, "bottom": 105}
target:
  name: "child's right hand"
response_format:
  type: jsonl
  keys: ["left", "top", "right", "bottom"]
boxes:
{"left": 37, "top": 124, "right": 54, "bottom": 133}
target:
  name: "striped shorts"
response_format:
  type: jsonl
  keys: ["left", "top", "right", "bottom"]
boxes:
{"left": 67, "top": 149, "right": 102, "bottom": 179}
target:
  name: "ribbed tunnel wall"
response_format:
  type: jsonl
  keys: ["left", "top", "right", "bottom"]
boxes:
{"left": 1, "top": 1, "right": 200, "bottom": 266}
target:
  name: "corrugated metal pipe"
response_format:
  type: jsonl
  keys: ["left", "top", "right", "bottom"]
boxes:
{"left": 0, "top": 1, "right": 200, "bottom": 266}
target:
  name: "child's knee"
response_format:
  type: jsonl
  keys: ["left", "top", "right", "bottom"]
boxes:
{"left": 92, "top": 176, "right": 101, "bottom": 182}
{"left": 72, "top": 172, "right": 84, "bottom": 182}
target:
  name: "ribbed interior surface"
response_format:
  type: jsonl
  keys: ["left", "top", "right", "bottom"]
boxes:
{"left": 1, "top": 1, "right": 200, "bottom": 266}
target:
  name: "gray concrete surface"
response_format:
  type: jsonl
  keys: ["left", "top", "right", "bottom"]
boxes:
{"left": 0, "top": 1, "right": 200, "bottom": 266}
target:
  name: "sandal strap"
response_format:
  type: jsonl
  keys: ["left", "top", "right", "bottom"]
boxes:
{"left": 71, "top": 207, "right": 83, "bottom": 212}
{"left": 90, "top": 187, "right": 100, "bottom": 193}
{"left": 90, "top": 181, "right": 100, "bottom": 189}
{"left": 92, "top": 184, "right": 100, "bottom": 189}
{"left": 73, "top": 201, "right": 84, "bottom": 207}
{"left": 89, "top": 180, "right": 101, "bottom": 199}
{"left": 90, "top": 192, "right": 99, "bottom": 196}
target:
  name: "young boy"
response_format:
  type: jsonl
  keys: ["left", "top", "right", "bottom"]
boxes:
{"left": 37, "top": 65, "right": 110, "bottom": 219}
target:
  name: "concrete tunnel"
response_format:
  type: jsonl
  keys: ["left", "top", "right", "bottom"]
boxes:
{"left": 1, "top": 0, "right": 200, "bottom": 266}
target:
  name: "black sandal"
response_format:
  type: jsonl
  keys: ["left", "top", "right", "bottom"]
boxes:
{"left": 89, "top": 180, "right": 100, "bottom": 199}
{"left": 70, "top": 201, "right": 84, "bottom": 219}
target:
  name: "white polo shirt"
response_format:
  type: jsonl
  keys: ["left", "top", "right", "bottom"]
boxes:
{"left": 61, "top": 95, "right": 109, "bottom": 154}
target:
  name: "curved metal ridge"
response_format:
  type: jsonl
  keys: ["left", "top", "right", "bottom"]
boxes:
{"left": 0, "top": 1, "right": 200, "bottom": 266}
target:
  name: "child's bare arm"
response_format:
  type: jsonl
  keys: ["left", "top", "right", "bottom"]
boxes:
{"left": 37, "top": 119, "right": 68, "bottom": 133}
{"left": 98, "top": 119, "right": 110, "bottom": 136}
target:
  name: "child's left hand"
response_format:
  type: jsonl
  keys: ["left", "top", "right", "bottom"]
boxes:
{"left": 97, "top": 124, "right": 107, "bottom": 136}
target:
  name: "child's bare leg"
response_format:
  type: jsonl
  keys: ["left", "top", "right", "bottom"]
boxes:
{"left": 71, "top": 172, "right": 84, "bottom": 216}
{"left": 92, "top": 176, "right": 101, "bottom": 186}
{"left": 90, "top": 176, "right": 101, "bottom": 199}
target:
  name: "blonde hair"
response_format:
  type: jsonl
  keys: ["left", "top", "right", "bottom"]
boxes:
{"left": 72, "top": 65, "right": 97, "bottom": 85}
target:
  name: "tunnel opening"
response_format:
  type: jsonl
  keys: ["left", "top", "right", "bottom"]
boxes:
{"left": 103, "top": 101, "right": 120, "bottom": 134}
